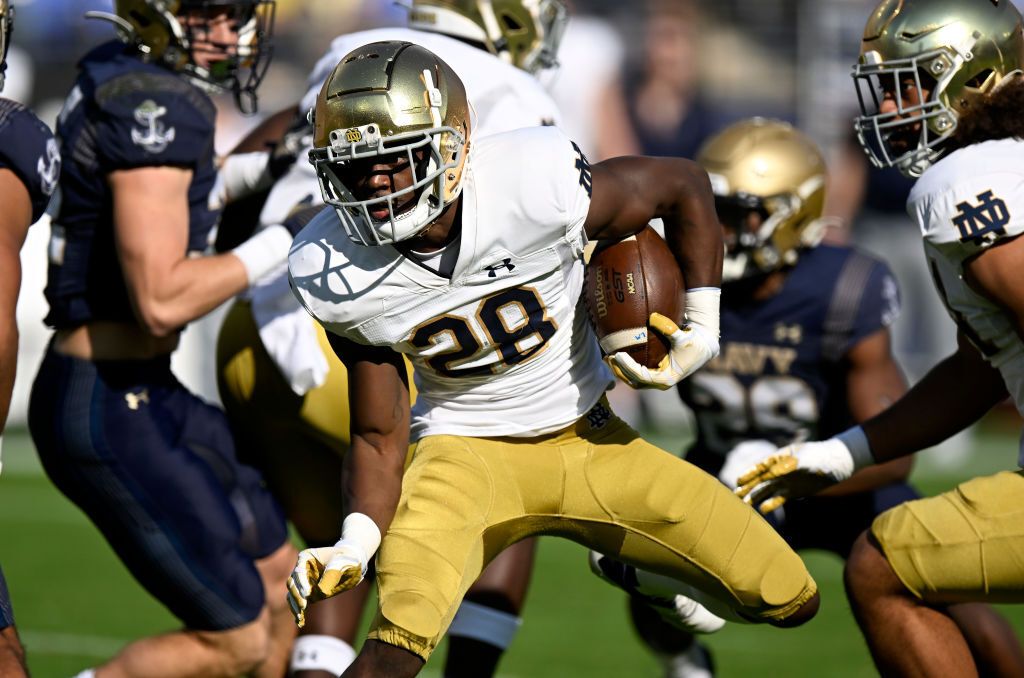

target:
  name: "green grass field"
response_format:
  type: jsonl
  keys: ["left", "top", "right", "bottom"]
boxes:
{"left": 2, "top": 423, "right": 1023, "bottom": 677}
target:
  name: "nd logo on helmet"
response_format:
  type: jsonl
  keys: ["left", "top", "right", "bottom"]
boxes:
{"left": 345, "top": 128, "right": 362, "bottom": 143}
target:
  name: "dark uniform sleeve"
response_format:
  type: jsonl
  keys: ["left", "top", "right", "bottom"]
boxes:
{"left": 0, "top": 100, "right": 60, "bottom": 223}
{"left": 820, "top": 250, "right": 902, "bottom": 362}
{"left": 846, "top": 256, "right": 901, "bottom": 352}
{"left": 93, "top": 71, "right": 215, "bottom": 171}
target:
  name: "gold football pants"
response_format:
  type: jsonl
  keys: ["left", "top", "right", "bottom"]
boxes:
{"left": 872, "top": 469, "right": 1024, "bottom": 604}
{"left": 369, "top": 402, "right": 818, "bottom": 660}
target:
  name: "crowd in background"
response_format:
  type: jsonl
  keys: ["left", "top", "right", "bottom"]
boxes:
{"left": 6, "top": 0, "right": 1018, "bottom": 441}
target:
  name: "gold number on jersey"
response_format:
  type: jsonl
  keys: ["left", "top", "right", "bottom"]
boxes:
{"left": 409, "top": 286, "right": 558, "bottom": 377}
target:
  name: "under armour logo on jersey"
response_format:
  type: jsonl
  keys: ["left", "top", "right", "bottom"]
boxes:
{"left": 37, "top": 137, "right": 60, "bottom": 197}
{"left": 484, "top": 258, "right": 516, "bottom": 277}
{"left": 586, "top": 401, "right": 612, "bottom": 430}
{"left": 124, "top": 389, "right": 150, "bottom": 411}
{"left": 571, "top": 141, "right": 593, "bottom": 197}
{"left": 953, "top": 190, "right": 1010, "bottom": 245}
{"left": 131, "top": 100, "right": 176, "bottom": 154}
{"left": 774, "top": 323, "right": 802, "bottom": 345}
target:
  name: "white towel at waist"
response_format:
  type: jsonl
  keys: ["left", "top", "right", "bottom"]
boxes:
{"left": 248, "top": 267, "right": 329, "bottom": 395}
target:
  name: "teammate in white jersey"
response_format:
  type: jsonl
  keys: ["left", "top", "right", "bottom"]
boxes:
{"left": 735, "top": 1, "right": 1024, "bottom": 675}
{"left": 285, "top": 40, "right": 821, "bottom": 678}
{"left": 215, "top": 3, "right": 567, "bottom": 675}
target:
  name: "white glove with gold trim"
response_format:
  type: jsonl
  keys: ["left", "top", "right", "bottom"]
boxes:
{"left": 735, "top": 427, "right": 875, "bottom": 514}
{"left": 608, "top": 288, "right": 721, "bottom": 390}
{"left": 286, "top": 513, "right": 381, "bottom": 628}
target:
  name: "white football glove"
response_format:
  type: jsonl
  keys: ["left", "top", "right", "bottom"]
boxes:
{"left": 735, "top": 428, "right": 874, "bottom": 514}
{"left": 717, "top": 439, "right": 779, "bottom": 491}
{"left": 608, "top": 313, "right": 719, "bottom": 390}
{"left": 287, "top": 540, "right": 368, "bottom": 628}
{"left": 286, "top": 512, "right": 381, "bottom": 628}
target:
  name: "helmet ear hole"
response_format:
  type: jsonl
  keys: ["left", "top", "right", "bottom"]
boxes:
{"left": 500, "top": 13, "right": 524, "bottom": 32}
{"left": 966, "top": 68, "right": 994, "bottom": 89}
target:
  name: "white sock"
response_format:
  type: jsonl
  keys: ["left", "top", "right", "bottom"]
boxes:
{"left": 289, "top": 635, "right": 356, "bottom": 675}
{"left": 448, "top": 600, "right": 522, "bottom": 650}
{"left": 72, "top": 671, "right": 97, "bottom": 678}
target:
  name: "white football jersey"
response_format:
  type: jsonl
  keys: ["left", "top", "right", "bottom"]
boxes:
{"left": 261, "top": 27, "right": 562, "bottom": 226}
{"left": 251, "top": 27, "right": 564, "bottom": 394}
{"left": 289, "top": 127, "right": 610, "bottom": 439}
{"left": 908, "top": 138, "right": 1024, "bottom": 460}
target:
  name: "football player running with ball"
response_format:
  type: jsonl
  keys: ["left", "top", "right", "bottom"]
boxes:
{"left": 594, "top": 118, "right": 1024, "bottom": 678}
{"left": 27, "top": 2, "right": 303, "bottom": 677}
{"left": 736, "top": 1, "right": 1024, "bottom": 676}
{"left": 286, "top": 40, "right": 822, "bottom": 678}
{"left": 216, "top": 2, "right": 567, "bottom": 675}
{"left": 0, "top": 2, "right": 60, "bottom": 675}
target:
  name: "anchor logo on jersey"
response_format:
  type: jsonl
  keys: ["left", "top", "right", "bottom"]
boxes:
{"left": 484, "top": 258, "right": 516, "bottom": 277}
{"left": 124, "top": 389, "right": 150, "bottom": 411}
{"left": 952, "top": 190, "right": 1010, "bottom": 245}
{"left": 37, "top": 137, "right": 60, "bottom": 197}
{"left": 131, "top": 100, "right": 176, "bottom": 154}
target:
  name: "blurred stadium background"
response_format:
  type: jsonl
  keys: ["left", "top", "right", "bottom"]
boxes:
{"left": 4, "top": 0, "right": 1024, "bottom": 675}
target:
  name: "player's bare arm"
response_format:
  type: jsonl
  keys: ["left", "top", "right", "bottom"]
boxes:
{"left": 329, "top": 334, "right": 411, "bottom": 535}
{"left": 585, "top": 157, "right": 724, "bottom": 389}
{"left": 862, "top": 332, "right": 1008, "bottom": 463}
{"left": 819, "top": 327, "right": 911, "bottom": 497}
{"left": 111, "top": 167, "right": 253, "bottom": 337}
{"left": 739, "top": 332, "right": 1007, "bottom": 512}
{"left": 0, "top": 169, "right": 33, "bottom": 436}
{"left": 286, "top": 333, "right": 410, "bottom": 628}
{"left": 584, "top": 156, "right": 723, "bottom": 289}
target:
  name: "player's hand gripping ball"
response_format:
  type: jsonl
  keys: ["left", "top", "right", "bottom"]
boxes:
{"left": 584, "top": 225, "right": 685, "bottom": 370}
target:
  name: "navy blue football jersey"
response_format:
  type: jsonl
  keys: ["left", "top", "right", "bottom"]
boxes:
{"left": 0, "top": 97, "right": 59, "bottom": 223}
{"left": 44, "top": 41, "right": 219, "bottom": 329}
{"left": 679, "top": 245, "right": 900, "bottom": 475}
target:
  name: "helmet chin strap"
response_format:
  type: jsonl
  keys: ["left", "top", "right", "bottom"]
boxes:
{"left": 84, "top": 11, "right": 142, "bottom": 46}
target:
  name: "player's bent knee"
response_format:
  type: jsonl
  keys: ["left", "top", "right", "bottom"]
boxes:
{"left": 195, "top": 611, "right": 273, "bottom": 676}
{"left": 736, "top": 544, "right": 819, "bottom": 626}
{"left": 767, "top": 590, "right": 819, "bottom": 628}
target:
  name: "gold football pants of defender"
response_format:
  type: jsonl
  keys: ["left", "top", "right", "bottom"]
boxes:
{"left": 872, "top": 469, "right": 1024, "bottom": 604}
{"left": 369, "top": 403, "right": 818, "bottom": 661}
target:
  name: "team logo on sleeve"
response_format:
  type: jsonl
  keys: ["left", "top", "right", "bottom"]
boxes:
{"left": 952, "top": 190, "right": 1010, "bottom": 245}
{"left": 37, "top": 137, "right": 60, "bottom": 197}
{"left": 131, "top": 100, "right": 176, "bottom": 154}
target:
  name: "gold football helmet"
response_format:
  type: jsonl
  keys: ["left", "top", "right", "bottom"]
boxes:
{"left": 853, "top": 0, "right": 1024, "bottom": 177}
{"left": 88, "top": 0, "right": 276, "bottom": 112}
{"left": 0, "top": 0, "right": 13, "bottom": 92}
{"left": 697, "top": 118, "right": 827, "bottom": 282}
{"left": 309, "top": 41, "right": 472, "bottom": 246}
{"left": 408, "top": 0, "right": 567, "bottom": 73}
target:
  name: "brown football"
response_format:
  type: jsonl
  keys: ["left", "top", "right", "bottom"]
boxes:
{"left": 584, "top": 226, "right": 685, "bottom": 368}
